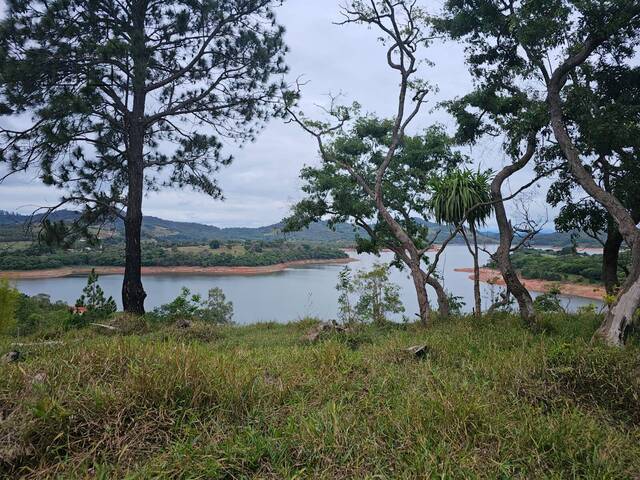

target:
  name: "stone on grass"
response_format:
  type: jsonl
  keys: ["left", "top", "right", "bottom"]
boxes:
{"left": 2, "top": 351, "right": 21, "bottom": 364}
{"left": 405, "top": 345, "right": 429, "bottom": 359}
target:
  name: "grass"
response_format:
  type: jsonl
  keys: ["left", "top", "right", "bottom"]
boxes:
{"left": 1, "top": 313, "right": 639, "bottom": 479}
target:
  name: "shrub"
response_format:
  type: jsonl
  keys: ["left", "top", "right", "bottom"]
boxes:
{"left": 533, "top": 287, "right": 564, "bottom": 313}
{"left": 75, "top": 269, "right": 117, "bottom": 321}
{"left": 0, "top": 278, "right": 19, "bottom": 335}
{"left": 152, "top": 287, "right": 233, "bottom": 324}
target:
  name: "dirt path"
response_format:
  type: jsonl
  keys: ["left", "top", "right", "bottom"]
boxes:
{"left": 454, "top": 267, "right": 605, "bottom": 301}
{"left": 1, "top": 257, "right": 356, "bottom": 280}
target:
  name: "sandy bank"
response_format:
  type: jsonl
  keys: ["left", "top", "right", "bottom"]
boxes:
{"left": 455, "top": 267, "right": 605, "bottom": 301}
{"left": 1, "top": 257, "right": 356, "bottom": 280}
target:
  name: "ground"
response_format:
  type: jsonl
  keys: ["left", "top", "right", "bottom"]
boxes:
{"left": 1, "top": 314, "right": 639, "bottom": 479}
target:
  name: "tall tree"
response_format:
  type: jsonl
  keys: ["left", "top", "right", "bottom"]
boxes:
{"left": 284, "top": 118, "right": 463, "bottom": 322}
{"left": 0, "top": 0, "right": 288, "bottom": 314}
{"left": 442, "top": 85, "right": 548, "bottom": 326}
{"left": 285, "top": 0, "right": 464, "bottom": 325}
{"left": 431, "top": 168, "right": 492, "bottom": 316}
{"left": 546, "top": 65, "right": 640, "bottom": 295}
{"left": 438, "top": 0, "right": 640, "bottom": 344}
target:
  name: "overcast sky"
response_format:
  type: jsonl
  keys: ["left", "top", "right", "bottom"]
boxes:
{"left": 0, "top": 0, "right": 555, "bottom": 229}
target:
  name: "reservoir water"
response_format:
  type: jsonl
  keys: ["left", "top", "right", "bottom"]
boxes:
{"left": 12, "top": 246, "right": 601, "bottom": 324}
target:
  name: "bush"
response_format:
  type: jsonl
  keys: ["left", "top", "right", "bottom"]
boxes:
{"left": 533, "top": 287, "right": 564, "bottom": 313}
{"left": 0, "top": 278, "right": 19, "bottom": 335}
{"left": 152, "top": 287, "right": 233, "bottom": 324}
{"left": 75, "top": 269, "right": 117, "bottom": 322}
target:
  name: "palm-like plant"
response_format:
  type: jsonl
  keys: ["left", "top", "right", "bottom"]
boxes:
{"left": 430, "top": 169, "right": 493, "bottom": 316}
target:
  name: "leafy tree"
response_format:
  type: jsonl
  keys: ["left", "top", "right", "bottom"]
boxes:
{"left": 0, "top": 278, "right": 19, "bottom": 335}
{"left": 153, "top": 287, "right": 202, "bottom": 320}
{"left": 209, "top": 240, "right": 222, "bottom": 250}
{"left": 199, "top": 288, "right": 234, "bottom": 324}
{"left": 437, "top": 0, "right": 640, "bottom": 343}
{"left": 336, "top": 266, "right": 356, "bottom": 325}
{"left": 353, "top": 263, "right": 404, "bottom": 325}
{"left": 75, "top": 269, "right": 117, "bottom": 319}
{"left": 284, "top": 116, "right": 463, "bottom": 324}
{"left": 0, "top": 0, "right": 288, "bottom": 314}
{"left": 152, "top": 286, "right": 233, "bottom": 323}
{"left": 284, "top": 1, "right": 464, "bottom": 325}
{"left": 533, "top": 287, "right": 564, "bottom": 314}
{"left": 431, "top": 168, "right": 492, "bottom": 316}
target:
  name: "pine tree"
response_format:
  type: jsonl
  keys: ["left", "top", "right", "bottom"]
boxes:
{"left": 0, "top": 0, "right": 288, "bottom": 314}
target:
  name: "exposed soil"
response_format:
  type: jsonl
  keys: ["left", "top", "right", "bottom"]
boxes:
{"left": 1, "top": 257, "right": 356, "bottom": 280}
{"left": 455, "top": 267, "right": 605, "bottom": 301}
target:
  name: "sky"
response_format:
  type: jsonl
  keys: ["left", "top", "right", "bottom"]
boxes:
{"left": 0, "top": 0, "right": 555, "bottom": 229}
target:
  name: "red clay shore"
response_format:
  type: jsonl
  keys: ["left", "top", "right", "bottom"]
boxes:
{"left": 455, "top": 267, "right": 605, "bottom": 301}
{"left": 1, "top": 257, "right": 356, "bottom": 280}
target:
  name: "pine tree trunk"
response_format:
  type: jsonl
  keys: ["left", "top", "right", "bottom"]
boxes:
{"left": 122, "top": 2, "right": 148, "bottom": 315}
{"left": 122, "top": 130, "right": 147, "bottom": 315}
{"left": 490, "top": 139, "right": 536, "bottom": 326}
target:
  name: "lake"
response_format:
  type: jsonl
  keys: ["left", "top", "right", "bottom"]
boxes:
{"left": 13, "top": 245, "right": 601, "bottom": 324}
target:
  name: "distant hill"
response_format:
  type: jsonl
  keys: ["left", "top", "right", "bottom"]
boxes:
{"left": 0, "top": 209, "right": 600, "bottom": 247}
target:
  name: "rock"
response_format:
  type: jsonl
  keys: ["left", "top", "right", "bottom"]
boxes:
{"left": 301, "top": 321, "right": 350, "bottom": 343}
{"left": 2, "top": 351, "right": 21, "bottom": 364}
{"left": 405, "top": 345, "right": 429, "bottom": 359}
{"left": 174, "top": 319, "right": 192, "bottom": 329}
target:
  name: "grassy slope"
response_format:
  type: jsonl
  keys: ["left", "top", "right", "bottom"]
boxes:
{"left": 1, "top": 314, "right": 639, "bottom": 479}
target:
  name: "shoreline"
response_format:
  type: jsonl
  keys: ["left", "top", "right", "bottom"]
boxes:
{"left": 1, "top": 257, "right": 356, "bottom": 280}
{"left": 454, "top": 267, "right": 605, "bottom": 301}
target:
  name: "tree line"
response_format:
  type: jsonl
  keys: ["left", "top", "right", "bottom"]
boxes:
{"left": 0, "top": 242, "right": 348, "bottom": 271}
{"left": 0, "top": 0, "right": 639, "bottom": 345}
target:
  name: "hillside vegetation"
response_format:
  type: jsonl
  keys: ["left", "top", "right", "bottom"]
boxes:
{"left": 0, "top": 210, "right": 600, "bottom": 247}
{"left": 490, "top": 248, "right": 629, "bottom": 285}
{"left": 0, "top": 241, "right": 348, "bottom": 271}
{"left": 1, "top": 313, "right": 639, "bottom": 479}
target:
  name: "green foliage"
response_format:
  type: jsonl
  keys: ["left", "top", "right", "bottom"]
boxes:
{"left": 430, "top": 168, "right": 493, "bottom": 228}
{"left": 0, "top": 278, "right": 19, "bottom": 335}
{"left": 284, "top": 118, "right": 463, "bottom": 257}
{"left": 14, "top": 294, "right": 72, "bottom": 337}
{"left": 487, "top": 248, "right": 625, "bottom": 285}
{"left": 336, "top": 266, "right": 356, "bottom": 325}
{"left": 209, "top": 239, "right": 221, "bottom": 250}
{"left": 0, "top": 241, "right": 349, "bottom": 271}
{"left": 0, "top": 0, "right": 288, "bottom": 223}
{"left": 75, "top": 269, "right": 117, "bottom": 320}
{"left": 533, "top": 287, "right": 564, "bottom": 313}
{"left": 152, "top": 287, "right": 233, "bottom": 324}
{"left": 352, "top": 263, "right": 405, "bottom": 325}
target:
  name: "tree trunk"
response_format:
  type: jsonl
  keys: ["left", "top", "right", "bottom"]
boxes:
{"left": 547, "top": 79, "right": 640, "bottom": 346}
{"left": 122, "top": 130, "right": 147, "bottom": 314}
{"left": 490, "top": 137, "right": 537, "bottom": 326}
{"left": 122, "top": 1, "right": 148, "bottom": 315}
{"left": 594, "top": 248, "right": 640, "bottom": 345}
{"left": 470, "top": 225, "right": 482, "bottom": 316}
{"left": 410, "top": 265, "right": 430, "bottom": 325}
{"left": 602, "top": 225, "right": 623, "bottom": 295}
{"left": 425, "top": 274, "right": 450, "bottom": 318}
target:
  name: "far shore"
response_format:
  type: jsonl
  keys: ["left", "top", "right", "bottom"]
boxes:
{"left": 1, "top": 257, "right": 357, "bottom": 280}
{"left": 455, "top": 267, "right": 605, "bottom": 301}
